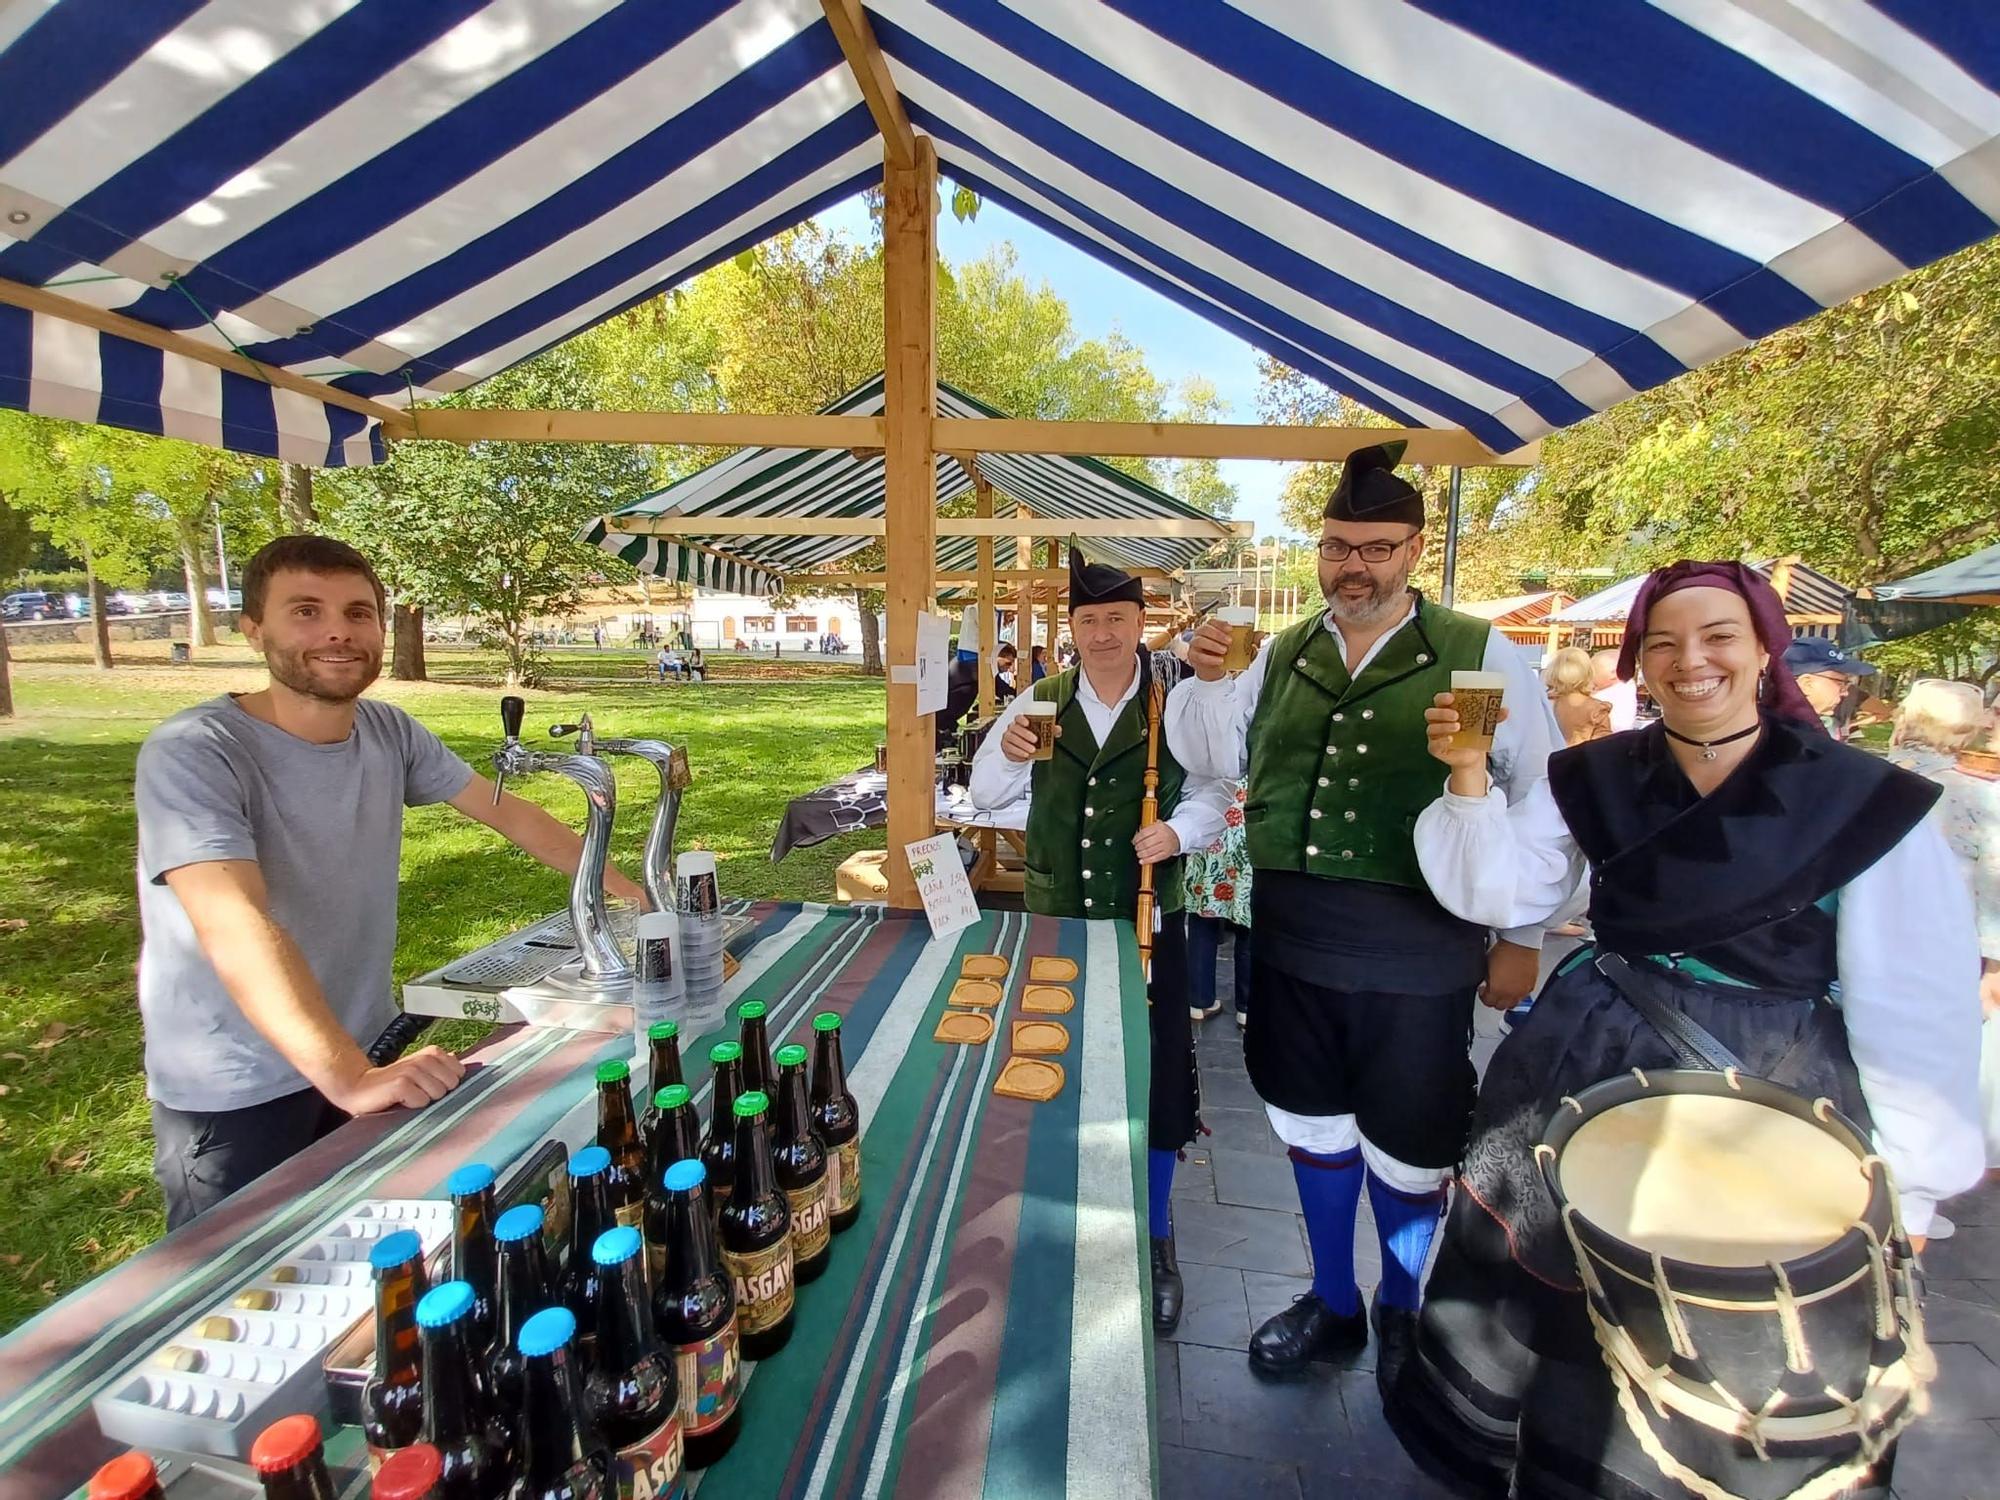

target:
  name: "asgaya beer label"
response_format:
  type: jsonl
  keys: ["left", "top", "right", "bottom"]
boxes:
{"left": 614, "top": 1200, "right": 645, "bottom": 1231}
{"left": 637, "top": 932, "right": 674, "bottom": 983}
{"left": 830, "top": 1138, "right": 862, "bottom": 1214}
{"left": 674, "top": 1324, "right": 741, "bottom": 1436}
{"left": 722, "top": 1236, "right": 794, "bottom": 1334}
{"left": 785, "top": 1177, "right": 830, "bottom": 1263}
{"left": 615, "top": 1411, "right": 685, "bottom": 1500}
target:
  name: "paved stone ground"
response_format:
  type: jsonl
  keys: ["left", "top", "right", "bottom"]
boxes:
{"left": 1159, "top": 935, "right": 2000, "bottom": 1500}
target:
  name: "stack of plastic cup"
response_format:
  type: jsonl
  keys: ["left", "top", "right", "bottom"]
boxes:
{"left": 676, "top": 850, "right": 726, "bottom": 1017}
{"left": 631, "top": 905, "right": 686, "bottom": 1054}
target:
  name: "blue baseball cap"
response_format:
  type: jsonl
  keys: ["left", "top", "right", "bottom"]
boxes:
{"left": 415, "top": 1280, "right": 475, "bottom": 1329}
{"left": 518, "top": 1306, "right": 577, "bottom": 1358}
{"left": 493, "top": 1204, "right": 544, "bottom": 1243}
{"left": 446, "top": 1162, "right": 495, "bottom": 1198}
{"left": 367, "top": 1229, "right": 425, "bottom": 1272}
{"left": 1784, "top": 637, "right": 1875, "bottom": 678}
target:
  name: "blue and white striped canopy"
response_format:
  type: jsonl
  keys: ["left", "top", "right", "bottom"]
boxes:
{"left": 1, "top": 2, "right": 1996, "bottom": 466}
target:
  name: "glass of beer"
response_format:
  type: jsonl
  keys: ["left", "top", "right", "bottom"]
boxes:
{"left": 1217, "top": 606, "right": 1259, "bottom": 673}
{"left": 1449, "top": 670, "right": 1507, "bottom": 755}
{"left": 1023, "top": 701, "right": 1058, "bottom": 761}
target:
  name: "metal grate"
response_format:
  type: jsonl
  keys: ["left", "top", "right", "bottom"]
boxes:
{"left": 437, "top": 903, "right": 752, "bottom": 989}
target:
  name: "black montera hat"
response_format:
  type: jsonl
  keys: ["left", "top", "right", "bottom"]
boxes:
{"left": 1067, "top": 544, "right": 1146, "bottom": 611}
{"left": 1324, "top": 440, "right": 1424, "bottom": 528}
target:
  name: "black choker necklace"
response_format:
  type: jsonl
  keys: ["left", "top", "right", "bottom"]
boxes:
{"left": 1662, "top": 721, "right": 1760, "bottom": 762}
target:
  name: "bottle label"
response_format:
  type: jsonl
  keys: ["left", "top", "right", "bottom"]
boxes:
{"left": 615, "top": 1200, "right": 646, "bottom": 1232}
{"left": 786, "top": 1177, "right": 830, "bottom": 1263}
{"left": 832, "top": 1138, "right": 862, "bottom": 1215}
{"left": 616, "top": 1410, "right": 686, "bottom": 1500}
{"left": 647, "top": 1239, "right": 666, "bottom": 1286}
{"left": 722, "top": 1236, "right": 794, "bottom": 1334}
{"left": 674, "top": 1323, "right": 742, "bottom": 1436}
{"left": 638, "top": 932, "right": 674, "bottom": 983}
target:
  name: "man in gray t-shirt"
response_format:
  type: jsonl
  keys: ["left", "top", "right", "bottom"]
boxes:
{"left": 138, "top": 536, "right": 645, "bottom": 1229}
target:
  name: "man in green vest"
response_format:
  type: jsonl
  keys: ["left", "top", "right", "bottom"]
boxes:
{"left": 969, "top": 548, "right": 1229, "bottom": 1334}
{"left": 1167, "top": 442, "right": 1556, "bottom": 1391}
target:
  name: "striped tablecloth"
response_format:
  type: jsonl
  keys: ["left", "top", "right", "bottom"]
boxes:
{"left": 0, "top": 902, "right": 1155, "bottom": 1500}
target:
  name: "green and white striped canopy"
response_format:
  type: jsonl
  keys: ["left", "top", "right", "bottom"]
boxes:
{"left": 579, "top": 374, "right": 1226, "bottom": 597}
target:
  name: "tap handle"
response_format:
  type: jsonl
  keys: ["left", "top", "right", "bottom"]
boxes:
{"left": 500, "top": 694, "right": 525, "bottom": 742}
{"left": 549, "top": 722, "right": 580, "bottom": 739}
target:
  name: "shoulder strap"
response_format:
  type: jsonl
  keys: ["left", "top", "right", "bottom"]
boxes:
{"left": 1593, "top": 952, "right": 1746, "bottom": 1072}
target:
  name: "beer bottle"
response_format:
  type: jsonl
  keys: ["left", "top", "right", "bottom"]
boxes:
{"left": 717, "top": 1090, "right": 794, "bottom": 1361}
{"left": 373, "top": 1443, "right": 444, "bottom": 1500}
{"left": 87, "top": 1452, "right": 166, "bottom": 1500}
{"left": 771, "top": 1044, "right": 831, "bottom": 1284}
{"left": 646, "top": 1022, "right": 683, "bottom": 1116}
{"left": 449, "top": 1162, "right": 501, "bottom": 1355}
{"left": 508, "top": 1307, "right": 614, "bottom": 1500}
{"left": 699, "top": 1043, "right": 745, "bottom": 1220}
{"left": 594, "top": 1062, "right": 646, "bottom": 1231}
{"left": 737, "top": 1000, "right": 777, "bottom": 1100}
{"left": 809, "top": 1011, "right": 863, "bottom": 1232}
{"left": 643, "top": 1085, "right": 701, "bottom": 1285}
{"left": 651, "top": 1160, "right": 740, "bottom": 1471}
{"left": 491, "top": 1203, "right": 554, "bottom": 1416}
{"left": 362, "top": 1227, "right": 431, "bottom": 1464}
{"left": 585, "top": 1226, "right": 684, "bottom": 1500}
{"left": 562, "top": 1147, "right": 616, "bottom": 1364}
{"left": 416, "top": 1280, "right": 514, "bottom": 1497}
{"left": 251, "top": 1413, "right": 338, "bottom": 1500}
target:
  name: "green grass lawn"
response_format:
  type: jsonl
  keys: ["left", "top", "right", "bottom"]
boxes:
{"left": 0, "top": 641, "right": 886, "bottom": 1332}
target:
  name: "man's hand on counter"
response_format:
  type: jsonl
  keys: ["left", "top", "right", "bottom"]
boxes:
{"left": 328, "top": 1044, "right": 466, "bottom": 1114}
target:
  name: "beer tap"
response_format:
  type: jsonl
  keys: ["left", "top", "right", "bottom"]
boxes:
{"left": 490, "top": 698, "right": 631, "bottom": 988}
{"left": 554, "top": 720, "right": 682, "bottom": 915}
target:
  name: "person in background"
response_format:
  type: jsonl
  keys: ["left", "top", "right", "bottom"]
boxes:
{"left": 1785, "top": 635, "right": 1879, "bottom": 741}
{"left": 1542, "top": 645, "right": 1612, "bottom": 746}
{"left": 686, "top": 645, "right": 705, "bottom": 683}
{"left": 1184, "top": 780, "right": 1253, "bottom": 1030}
{"left": 137, "top": 536, "right": 647, "bottom": 1229}
{"left": 939, "top": 642, "right": 1016, "bottom": 750}
{"left": 654, "top": 643, "right": 673, "bottom": 683}
{"left": 1030, "top": 643, "right": 1049, "bottom": 683}
{"left": 1588, "top": 646, "right": 1638, "bottom": 731}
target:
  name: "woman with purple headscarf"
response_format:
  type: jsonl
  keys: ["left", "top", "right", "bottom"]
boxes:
{"left": 1387, "top": 563, "right": 1983, "bottom": 1500}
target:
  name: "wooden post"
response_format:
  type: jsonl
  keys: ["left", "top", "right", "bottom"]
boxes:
{"left": 975, "top": 470, "right": 997, "bottom": 720}
{"left": 882, "top": 137, "right": 939, "bottom": 909}
{"left": 1044, "top": 538, "right": 1060, "bottom": 671}
{"left": 1014, "top": 505, "right": 1033, "bottom": 669}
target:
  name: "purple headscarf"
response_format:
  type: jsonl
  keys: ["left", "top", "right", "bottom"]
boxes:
{"left": 1615, "top": 561, "right": 1821, "bottom": 729}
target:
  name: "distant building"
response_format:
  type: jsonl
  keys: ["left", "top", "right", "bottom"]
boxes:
{"left": 1457, "top": 590, "right": 1573, "bottom": 667}
{"left": 1545, "top": 557, "right": 1850, "bottom": 655}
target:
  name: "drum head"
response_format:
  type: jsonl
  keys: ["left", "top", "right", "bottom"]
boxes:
{"left": 1556, "top": 1090, "right": 1869, "bottom": 1268}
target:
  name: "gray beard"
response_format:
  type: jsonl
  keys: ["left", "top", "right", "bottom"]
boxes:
{"left": 1325, "top": 576, "right": 1409, "bottom": 630}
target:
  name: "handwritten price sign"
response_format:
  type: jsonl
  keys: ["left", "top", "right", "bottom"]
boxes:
{"left": 904, "top": 832, "right": 978, "bottom": 943}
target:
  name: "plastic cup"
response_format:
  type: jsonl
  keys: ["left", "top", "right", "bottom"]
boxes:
{"left": 1217, "top": 606, "right": 1259, "bottom": 673}
{"left": 1022, "top": 701, "right": 1058, "bottom": 761}
{"left": 1449, "top": 670, "right": 1507, "bottom": 754}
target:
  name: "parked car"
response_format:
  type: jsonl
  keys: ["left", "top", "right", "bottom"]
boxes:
{"left": 1, "top": 590, "right": 71, "bottom": 621}
{"left": 157, "top": 591, "right": 191, "bottom": 612}
{"left": 104, "top": 592, "right": 138, "bottom": 616}
{"left": 205, "top": 587, "right": 243, "bottom": 611}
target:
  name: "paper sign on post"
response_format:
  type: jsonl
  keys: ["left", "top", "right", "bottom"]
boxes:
{"left": 915, "top": 610, "right": 951, "bottom": 716}
{"left": 905, "top": 832, "right": 979, "bottom": 943}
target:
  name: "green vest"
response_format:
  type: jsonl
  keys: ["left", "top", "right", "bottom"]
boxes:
{"left": 1244, "top": 599, "right": 1490, "bottom": 888}
{"left": 1024, "top": 662, "right": 1186, "bottom": 921}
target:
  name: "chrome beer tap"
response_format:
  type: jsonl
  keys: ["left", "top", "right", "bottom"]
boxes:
{"left": 552, "top": 719, "right": 682, "bottom": 916}
{"left": 490, "top": 697, "right": 631, "bottom": 988}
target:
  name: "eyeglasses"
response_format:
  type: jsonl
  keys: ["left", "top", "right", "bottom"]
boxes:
{"left": 1317, "top": 537, "right": 1410, "bottom": 564}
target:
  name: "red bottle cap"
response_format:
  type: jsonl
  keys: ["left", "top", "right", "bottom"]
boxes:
{"left": 87, "top": 1452, "right": 159, "bottom": 1500}
{"left": 372, "top": 1442, "right": 444, "bottom": 1499}
{"left": 249, "top": 1413, "right": 323, "bottom": 1474}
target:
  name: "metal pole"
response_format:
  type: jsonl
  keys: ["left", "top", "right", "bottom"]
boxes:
{"left": 1441, "top": 466, "right": 1463, "bottom": 608}
{"left": 212, "top": 499, "right": 229, "bottom": 595}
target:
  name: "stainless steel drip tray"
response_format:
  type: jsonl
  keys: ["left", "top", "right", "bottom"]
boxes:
{"left": 436, "top": 907, "right": 640, "bottom": 989}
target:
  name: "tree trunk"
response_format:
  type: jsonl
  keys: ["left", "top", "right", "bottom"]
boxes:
{"left": 0, "top": 624, "right": 13, "bottom": 718}
{"left": 856, "top": 592, "right": 883, "bottom": 676}
{"left": 86, "top": 555, "right": 112, "bottom": 670}
{"left": 181, "top": 540, "right": 217, "bottom": 647}
{"left": 392, "top": 602, "right": 427, "bottom": 681}
{"left": 277, "top": 463, "right": 316, "bottom": 530}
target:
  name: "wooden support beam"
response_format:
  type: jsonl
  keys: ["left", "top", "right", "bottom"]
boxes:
{"left": 1044, "top": 536, "right": 1060, "bottom": 671}
{"left": 975, "top": 472, "right": 997, "bottom": 720}
{"left": 821, "top": 0, "right": 916, "bottom": 169}
{"left": 800, "top": 565, "right": 1172, "bottom": 588}
{"left": 412, "top": 408, "right": 883, "bottom": 448}
{"left": 881, "top": 136, "right": 938, "bottom": 909}
{"left": 932, "top": 417, "right": 1539, "bottom": 467}
{"left": 606, "top": 514, "right": 1246, "bottom": 539}
{"left": 0, "top": 276, "right": 416, "bottom": 438}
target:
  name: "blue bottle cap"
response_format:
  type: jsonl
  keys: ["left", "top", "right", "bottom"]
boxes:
{"left": 663, "top": 1158, "right": 706, "bottom": 1194}
{"left": 591, "top": 1225, "right": 644, "bottom": 1267}
{"left": 568, "top": 1145, "right": 611, "bottom": 1178}
{"left": 446, "top": 1162, "right": 495, "bottom": 1198}
{"left": 415, "top": 1280, "right": 476, "bottom": 1329}
{"left": 493, "top": 1204, "right": 544, "bottom": 1244}
{"left": 368, "top": 1229, "right": 424, "bottom": 1272}
{"left": 518, "top": 1306, "right": 577, "bottom": 1358}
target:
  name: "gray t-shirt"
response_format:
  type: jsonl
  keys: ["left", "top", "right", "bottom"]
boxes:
{"left": 135, "top": 695, "right": 474, "bottom": 1111}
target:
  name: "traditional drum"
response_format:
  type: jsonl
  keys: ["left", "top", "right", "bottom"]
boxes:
{"left": 1538, "top": 1068, "right": 1932, "bottom": 1500}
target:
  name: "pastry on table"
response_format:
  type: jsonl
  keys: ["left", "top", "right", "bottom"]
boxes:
{"left": 933, "top": 1011, "right": 994, "bottom": 1045}
{"left": 948, "top": 977, "right": 1004, "bottom": 1009}
{"left": 993, "top": 1057, "right": 1064, "bottom": 1103}
{"left": 960, "top": 953, "right": 1011, "bottom": 980}
{"left": 1021, "top": 985, "right": 1074, "bottom": 1014}
{"left": 1010, "top": 1020, "right": 1070, "bottom": 1055}
{"left": 1028, "top": 955, "right": 1078, "bottom": 984}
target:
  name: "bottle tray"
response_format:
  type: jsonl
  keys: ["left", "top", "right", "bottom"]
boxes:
{"left": 91, "top": 1199, "right": 452, "bottom": 1461}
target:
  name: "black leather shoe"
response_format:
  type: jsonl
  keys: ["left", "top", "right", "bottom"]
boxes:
{"left": 1372, "top": 1296, "right": 1421, "bottom": 1400}
{"left": 1151, "top": 1235, "right": 1183, "bottom": 1334}
{"left": 1248, "top": 1291, "right": 1366, "bottom": 1374}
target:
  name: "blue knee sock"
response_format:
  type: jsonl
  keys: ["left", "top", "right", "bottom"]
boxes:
{"left": 1366, "top": 1170, "right": 1448, "bottom": 1312}
{"left": 1148, "top": 1148, "right": 1176, "bottom": 1240}
{"left": 1289, "top": 1146, "right": 1363, "bottom": 1317}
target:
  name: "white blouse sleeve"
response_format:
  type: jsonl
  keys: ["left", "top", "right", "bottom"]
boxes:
{"left": 1412, "top": 777, "right": 1588, "bottom": 932}
{"left": 1835, "top": 814, "right": 1985, "bottom": 1237}
{"left": 1162, "top": 637, "right": 1268, "bottom": 781}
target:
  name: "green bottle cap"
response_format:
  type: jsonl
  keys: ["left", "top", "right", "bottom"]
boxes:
{"left": 648, "top": 1020, "right": 678, "bottom": 1041}
{"left": 655, "top": 1084, "right": 692, "bottom": 1110}
{"left": 709, "top": 1041, "right": 742, "bottom": 1065}
{"left": 595, "top": 1060, "right": 629, "bottom": 1084}
{"left": 739, "top": 1000, "right": 767, "bottom": 1020}
{"left": 775, "top": 1044, "right": 808, "bottom": 1068}
{"left": 732, "top": 1090, "right": 770, "bottom": 1118}
{"left": 812, "top": 1011, "right": 842, "bottom": 1033}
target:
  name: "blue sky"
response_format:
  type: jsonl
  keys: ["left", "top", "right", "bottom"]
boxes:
{"left": 810, "top": 191, "right": 1305, "bottom": 541}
